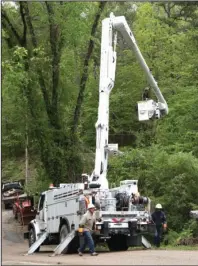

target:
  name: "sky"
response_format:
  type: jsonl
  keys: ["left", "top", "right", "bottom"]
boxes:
{"left": 2, "top": 1, "right": 18, "bottom": 8}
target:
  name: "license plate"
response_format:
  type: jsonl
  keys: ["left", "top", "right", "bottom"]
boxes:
{"left": 108, "top": 222, "right": 128, "bottom": 228}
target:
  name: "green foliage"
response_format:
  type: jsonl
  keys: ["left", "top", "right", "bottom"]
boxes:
{"left": 156, "top": 86, "right": 198, "bottom": 156}
{"left": 2, "top": 46, "right": 29, "bottom": 157}
{"left": 164, "top": 220, "right": 198, "bottom": 246}
{"left": 2, "top": 2, "right": 198, "bottom": 238}
{"left": 2, "top": 159, "right": 25, "bottom": 181}
{"left": 164, "top": 229, "right": 180, "bottom": 246}
{"left": 108, "top": 147, "right": 198, "bottom": 231}
{"left": 24, "top": 167, "right": 51, "bottom": 196}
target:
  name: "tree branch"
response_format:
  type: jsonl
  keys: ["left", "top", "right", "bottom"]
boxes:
{"left": 19, "top": 2, "right": 27, "bottom": 47}
{"left": 45, "top": 2, "right": 64, "bottom": 129}
{"left": 72, "top": 2, "right": 106, "bottom": 135}
{"left": 2, "top": 20, "right": 15, "bottom": 48}
{"left": 23, "top": 2, "right": 53, "bottom": 125}
{"left": 2, "top": 8, "right": 23, "bottom": 45}
{"left": 23, "top": 2, "right": 37, "bottom": 47}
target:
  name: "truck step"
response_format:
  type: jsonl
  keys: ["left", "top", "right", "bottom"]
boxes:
{"left": 52, "top": 230, "right": 75, "bottom": 256}
{"left": 25, "top": 232, "right": 49, "bottom": 255}
{"left": 141, "top": 235, "right": 151, "bottom": 249}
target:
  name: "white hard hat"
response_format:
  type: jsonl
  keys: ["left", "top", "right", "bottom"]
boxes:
{"left": 87, "top": 203, "right": 95, "bottom": 209}
{"left": 49, "top": 183, "right": 54, "bottom": 189}
{"left": 155, "top": 203, "right": 162, "bottom": 209}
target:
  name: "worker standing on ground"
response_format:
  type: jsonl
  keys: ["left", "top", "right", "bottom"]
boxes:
{"left": 78, "top": 203, "right": 98, "bottom": 256}
{"left": 151, "top": 203, "right": 167, "bottom": 247}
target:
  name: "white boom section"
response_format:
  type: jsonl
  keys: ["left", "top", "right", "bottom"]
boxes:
{"left": 89, "top": 13, "right": 168, "bottom": 190}
{"left": 89, "top": 15, "right": 117, "bottom": 190}
{"left": 112, "top": 14, "right": 168, "bottom": 114}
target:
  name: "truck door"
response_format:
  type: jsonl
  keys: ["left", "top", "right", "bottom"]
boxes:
{"left": 36, "top": 193, "right": 47, "bottom": 230}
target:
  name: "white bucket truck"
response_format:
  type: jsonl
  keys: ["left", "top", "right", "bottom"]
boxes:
{"left": 25, "top": 12, "right": 167, "bottom": 255}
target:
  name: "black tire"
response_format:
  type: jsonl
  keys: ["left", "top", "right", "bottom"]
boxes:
{"left": 13, "top": 208, "right": 17, "bottom": 219}
{"left": 107, "top": 235, "right": 128, "bottom": 251}
{"left": 59, "top": 224, "right": 69, "bottom": 254}
{"left": 4, "top": 203, "right": 9, "bottom": 210}
{"left": 68, "top": 235, "right": 79, "bottom": 254}
{"left": 17, "top": 212, "right": 22, "bottom": 224}
{"left": 29, "top": 228, "right": 40, "bottom": 252}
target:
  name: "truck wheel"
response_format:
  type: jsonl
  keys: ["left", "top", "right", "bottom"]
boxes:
{"left": 68, "top": 235, "right": 79, "bottom": 254}
{"left": 13, "top": 209, "right": 17, "bottom": 219}
{"left": 59, "top": 224, "right": 69, "bottom": 254}
{"left": 12, "top": 206, "right": 17, "bottom": 219}
{"left": 107, "top": 235, "right": 128, "bottom": 251}
{"left": 17, "top": 212, "right": 22, "bottom": 225}
{"left": 4, "top": 203, "right": 9, "bottom": 210}
{"left": 29, "top": 228, "right": 40, "bottom": 252}
{"left": 118, "top": 235, "right": 128, "bottom": 251}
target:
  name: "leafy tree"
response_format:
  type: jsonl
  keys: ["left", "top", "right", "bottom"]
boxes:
{"left": 2, "top": 1, "right": 198, "bottom": 237}
{"left": 2, "top": 2, "right": 106, "bottom": 184}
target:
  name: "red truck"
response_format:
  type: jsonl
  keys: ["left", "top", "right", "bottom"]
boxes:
{"left": 13, "top": 195, "right": 37, "bottom": 226}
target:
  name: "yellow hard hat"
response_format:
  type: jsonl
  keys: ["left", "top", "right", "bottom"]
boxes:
{"left": 155, "top": 203, "right": 162, "bottom": 209}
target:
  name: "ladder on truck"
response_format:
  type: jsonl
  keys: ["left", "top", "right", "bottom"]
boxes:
{"left": 25, "top": 232, "right": 49, "bottom": 255}
{"left": 50, "top": 230, "right": 76, "bottom": 256}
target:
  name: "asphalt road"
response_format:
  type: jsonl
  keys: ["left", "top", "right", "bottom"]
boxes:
{"left": 2, "top": 210, "right": 198, "bottom": 265}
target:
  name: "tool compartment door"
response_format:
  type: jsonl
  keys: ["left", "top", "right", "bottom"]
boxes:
{"left": 47, "top": 195, "right": 81, "bottom": 233}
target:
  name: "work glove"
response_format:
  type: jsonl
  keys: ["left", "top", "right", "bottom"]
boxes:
{"left": 78, "top": 225, "right": 84, "bottom": 236}
{"left": 163, "top": 223, "right": 167, "bottom": 229}
{"left": 78, "top": 228, "right": 84, "bottom": 236}
{"left": 163, "top": 223, "right": 168, "bottom": 234}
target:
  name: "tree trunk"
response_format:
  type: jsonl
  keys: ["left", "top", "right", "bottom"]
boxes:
{"left": 72, "top": 2, "right": 106, "bottom": 136}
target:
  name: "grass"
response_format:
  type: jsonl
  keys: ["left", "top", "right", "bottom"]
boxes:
{"left": 96, "top": 243, "right": 198, "bottom": 252}
{"left": 157, "top": 244, "right": 198, "bottom": 250}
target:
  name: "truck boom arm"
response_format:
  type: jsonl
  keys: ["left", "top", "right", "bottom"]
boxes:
{"left": 112, "top": 14, "right": 168, "bottom": 114}
{"left": 89, "top": 13, "right": 168, "bottom": 190}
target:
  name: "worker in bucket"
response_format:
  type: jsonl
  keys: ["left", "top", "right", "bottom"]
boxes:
{"left": 151, "top": 203, "right": 167, "bottom": 247}
{"left": 78, "top": 203, "right": 98, "bottom": 256}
